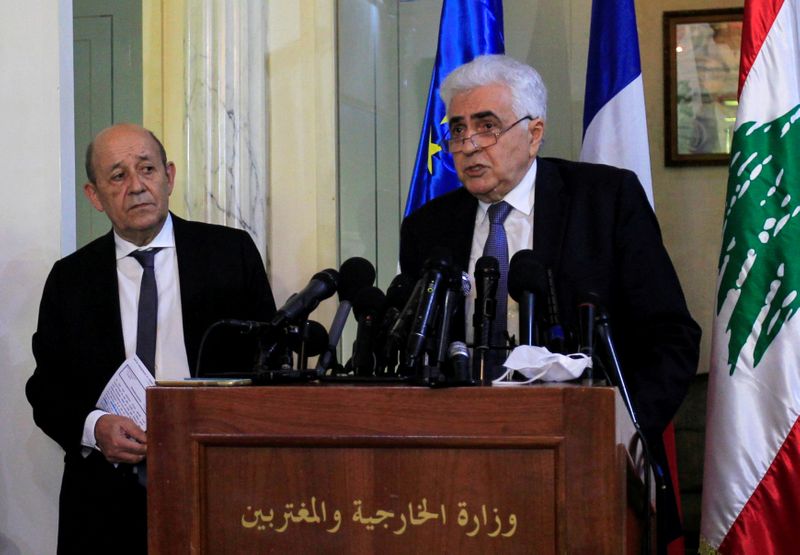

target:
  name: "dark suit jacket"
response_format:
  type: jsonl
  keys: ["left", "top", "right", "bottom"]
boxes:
{"left": 400, "top": 157, "right": 701, "bottom": 544}
{"left": 26, "top": 214, "right": 276, "bottom": 553}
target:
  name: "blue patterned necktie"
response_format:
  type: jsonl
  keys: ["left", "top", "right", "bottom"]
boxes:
{"left": 483, "top": 201, "right": 513, "bottom": 378}
{"left": 129, "top": 247, "right": 162, "bottom": 375}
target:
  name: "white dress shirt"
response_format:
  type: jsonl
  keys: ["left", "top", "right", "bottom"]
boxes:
{"left": 82, "top": 214, "right": 190, "bottom": 450}
{"left": 465, "top": 158, "right": 538, "bottom": 344}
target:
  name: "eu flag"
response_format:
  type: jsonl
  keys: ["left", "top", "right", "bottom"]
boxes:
{"left": 404, "top": 0, "right": 505, "bottom": 217}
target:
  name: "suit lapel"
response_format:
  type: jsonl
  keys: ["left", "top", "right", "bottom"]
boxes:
{"left": 533, "top": 158, "right": 570, "bottom": 272}
{"left": 172, "top": 214, "right": 199, "bottom": 306}
{"left": 85, "top": 231, "right": 126, "bottom": 365}
{"left": 172, "top": 214, "right": 203, "bottom": 373}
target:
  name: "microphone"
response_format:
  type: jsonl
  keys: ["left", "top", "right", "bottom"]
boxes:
{"left": 387, "top": 276, "right": 421, "bottom": 340}
{"left": 473, "top": 256, "right": 500, "bottom": 354}
{"left": 338, "top": 257, "right": 377, "bottom": 302}
{"left": 350, "top": 286, "right": 386, "bottom": 376}
{"left": 447, "top": 341, "right": 472, "bottom": 383}
{"left": 316, "top": 257, "right": 375, "bottom": 372}
{"left": 385, "top": 277, "right": 424, "bottom": 375}
{"left": 508, "top": 250, "right": 546, "bottom": 346}
{"left": 287, "top": 320, "right": 329, "bottom": 370}
{"left": 385, "top": 273, "right": 415, "bottom": 315}
{"left": 404, "top": 253, "right": 451, "bottom": 370}
{"left": 435, "top": 270, "right": 470, "bottom": 367}
{"left": 544, "top": 268, "right": 565, "bottom": 353}
{"left": 375, "top": 274, "right": 414, "bottom": 374}
{"left": 271, "top": 269, "right": 339, "bottom": 328}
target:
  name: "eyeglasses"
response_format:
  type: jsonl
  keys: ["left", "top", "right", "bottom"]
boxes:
{"left": 443, "top": 116, "right": 533, "bottom": 154}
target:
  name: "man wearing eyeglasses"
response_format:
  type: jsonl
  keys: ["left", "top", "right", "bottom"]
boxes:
{"left": 399, "top": 54, "right": 700, "bottom": 550}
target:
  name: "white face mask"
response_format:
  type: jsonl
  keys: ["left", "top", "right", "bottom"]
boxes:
{"left": 492, "top": 345, "right": 591, "bottom": 386}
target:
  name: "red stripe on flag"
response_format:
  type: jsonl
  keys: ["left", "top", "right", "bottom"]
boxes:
{"left": 738, "top": 0, "right": 785, "bottom": 96}
{"left": 663, "top": 422, "right": 685, "bottom": 555}
{"left": 719, "top": 415, "right": 800, "bottom": 554}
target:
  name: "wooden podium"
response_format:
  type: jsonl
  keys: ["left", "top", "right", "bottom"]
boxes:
{"left": 147, "top": 384, "right": 649, "bottom": 553}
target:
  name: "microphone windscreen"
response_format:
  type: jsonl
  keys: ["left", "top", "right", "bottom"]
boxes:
{"left": 474, "top": 256, "right": 499, "bottom": 301}
{"left": 301, "top": 320, "right": 329, "bottom": 357}
{"left": 423, "top": 246, "right": 453, "bottom": 273}
{"left": 287, "top": 320, "right": 329, "bottom": 356}
{"left": 386, "top": 274, "right": 413, "bottom": 310}
{"left": 508, "top": 250, "right": 547, "bottom": 302}
{"left": 312, "top": 268, "right": 340, "bottom": 299}
{"left": 352, "top": 286, "right": 387, "bottom": 320}
{"left": 475, "top": 255, "right": 499, "bottom": 276}
{"left": 337, "top": 257, "right": 376, "bottom": 302}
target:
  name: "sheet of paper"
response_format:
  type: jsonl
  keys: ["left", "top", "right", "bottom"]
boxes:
{"left": 96, "top": 356, "right": 155, "bottom": 430}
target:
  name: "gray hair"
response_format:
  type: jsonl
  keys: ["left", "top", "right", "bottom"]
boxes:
{"left": 440, "top": 55, "right": 547, "bottom": 121}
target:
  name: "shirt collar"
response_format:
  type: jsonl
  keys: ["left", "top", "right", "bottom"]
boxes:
{"left": 477, "top": 158, "right": 538, "bottom": 219}
{"left": 114, "top": 213, "right": 176, "bottom": 261}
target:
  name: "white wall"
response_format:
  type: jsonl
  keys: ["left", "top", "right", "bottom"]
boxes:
{"left": 0, "top": 1, "right": 74, "bottom": 553}
{"left": 267, "top": 0, "right": 338, "bottom": 325}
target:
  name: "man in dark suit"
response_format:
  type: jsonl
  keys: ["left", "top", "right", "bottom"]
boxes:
{"left": 26, "top": 124, "right": 276, "bottom": 553}
{"left": 400, "top": 55, "right": 700, "bottom": 550}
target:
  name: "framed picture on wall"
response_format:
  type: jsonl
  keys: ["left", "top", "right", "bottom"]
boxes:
{"left": 663, "top": 8, "right": 744, "bottom": 166}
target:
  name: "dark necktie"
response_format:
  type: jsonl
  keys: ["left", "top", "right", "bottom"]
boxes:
{"left": 483, "top": 201, "right": 513, "bottom": 379}
{"left": 129, "top": 248, "right": 162, "bottom": 375}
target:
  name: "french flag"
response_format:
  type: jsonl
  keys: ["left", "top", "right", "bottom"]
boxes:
{"left": 581, "top": 1, "right": 684, "bottom": 552}
{"left": 580, "top": 0, "right": 653, "bottom": 207}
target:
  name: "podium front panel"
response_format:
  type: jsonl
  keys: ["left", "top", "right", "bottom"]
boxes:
{"left": 201, "top": 439, "right": 561, "bottom": 553}
{"left": 148, "top": 385, "right": 631, "bottom": 553}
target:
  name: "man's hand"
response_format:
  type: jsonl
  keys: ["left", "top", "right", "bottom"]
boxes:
{"left": 95, "top": 414, "right": 147, "bottom": 464}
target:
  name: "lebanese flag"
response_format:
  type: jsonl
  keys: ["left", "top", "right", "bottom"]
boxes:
{"left": 700, "top": 1, "right": 800, "bottom": 553}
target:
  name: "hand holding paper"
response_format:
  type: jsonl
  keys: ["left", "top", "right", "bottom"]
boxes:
{"left": 94, "top": 356, "right": 154, "bottom": 463}
{"left": 95, "top": 414, "right": 146, "bottom": 464}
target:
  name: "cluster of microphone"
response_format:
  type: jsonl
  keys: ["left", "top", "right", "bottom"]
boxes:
{"left": 314, "top": 251, "right": 473, "bottom": 385}
{"left": 206, "top": 250, "right": 627, "bottom": 390}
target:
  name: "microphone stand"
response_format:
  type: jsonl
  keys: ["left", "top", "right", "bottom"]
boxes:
{"left": 315, "top": 300, "right": 351, "bottom": 374}
{"left": 473, "top": 256, "right": 499, "bottom": 385}
{"left": 427, "top": 273, "right": 478, "bottom": 388}
{"left": 297, "top": 320, "right": 314, "bottom": 371}
{"left": 252, "top": 319, "right": 318, "bottom": 384}
{"left": 473, "top": 300, "right": 495, "bottom": 384}
{"left": 251, "top": 322, "right": 284, "bottom": 383}
{"left": 434, "top": 286, "right": 457, "bottom": 367}
{"left": 518, "top": 291, "right": 535, "bottom": 345}
{"left": 595, "top": 311, "right": 661, "bottom": 555}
